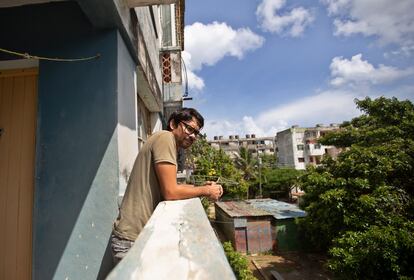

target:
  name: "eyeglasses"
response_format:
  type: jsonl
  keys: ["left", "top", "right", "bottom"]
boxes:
{"left": 180, "top": 121, "right": 201, "bottom": 137}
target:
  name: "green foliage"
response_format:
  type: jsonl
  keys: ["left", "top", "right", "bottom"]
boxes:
{"left": 186, "top": 136, "right": 248, "bottom": 198}
{"left": 223, "top": 241, "right": 256, "bottom": 280}
{"left": 234, "top": 148, "right": 288, "bottom": 198}
{"left": 328, "top": 222, "right": 414, "bottom": 280}
{"left": 261, "top": 167, "right": 303, "bottom": 199}
{"left": 234, "top": 147, "right": 258, "bottom": 181}
{"left": 298, "top": 97, "right": 414, "bottom": 278}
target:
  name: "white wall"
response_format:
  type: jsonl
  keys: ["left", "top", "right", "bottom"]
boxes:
{"left": 117, "top": 32, "right": 139, "bottom": 196}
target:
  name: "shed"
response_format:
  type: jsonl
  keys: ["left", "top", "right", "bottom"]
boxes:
{"left": 248, "top": 199, "right": 307, "bottom": 252}
{"left": 215, "top": 201, "right": 273, "bottom": 254}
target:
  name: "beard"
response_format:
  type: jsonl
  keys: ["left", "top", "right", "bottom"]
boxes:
{"left": 181, "top": 137, "right": 194, "bottom": 149}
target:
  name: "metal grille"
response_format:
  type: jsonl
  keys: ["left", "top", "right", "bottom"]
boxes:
{"left": 162, "top": 53, "right": 171, "bottom": 83}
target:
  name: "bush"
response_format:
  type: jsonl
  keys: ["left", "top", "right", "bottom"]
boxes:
{"left": 328, "top": 222, "right": 414, "bottom": 280}
{"left": 223, "top": 241, "right": 256, "bottom": 280}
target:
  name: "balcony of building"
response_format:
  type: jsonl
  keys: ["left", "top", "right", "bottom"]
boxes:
{"left": 305, "top": 143, "right": 325, "bottom": 156}
{"left": 107, "top": 198, "right": 236, "bottom": 280}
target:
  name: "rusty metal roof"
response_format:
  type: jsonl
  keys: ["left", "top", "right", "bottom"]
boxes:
{"left": 215, "top": 201, "right": 272, "bottom": 218}
{"left": 247, "top": 198, "right": 306, "bottom": 220}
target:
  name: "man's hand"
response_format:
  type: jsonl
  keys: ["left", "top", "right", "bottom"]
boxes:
{"left": 204, "top": 182, "right": 223, "bottom": 201}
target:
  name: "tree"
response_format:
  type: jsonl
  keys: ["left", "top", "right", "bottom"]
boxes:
{"left": 186, "top": 136, "right": 248, "bottom": 199}
{"left": 261, "top": 167, "right": 303, "bottom": 199}
{"left": 234, "top": 147, "right": 257, "bottom": 182}
{"left": 298, "top": 97, "right": 414, "bottom": 279}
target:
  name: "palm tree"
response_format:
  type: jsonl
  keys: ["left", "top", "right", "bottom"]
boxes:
{"left": 234, "top": 147, "right": 257, "bottom": 180}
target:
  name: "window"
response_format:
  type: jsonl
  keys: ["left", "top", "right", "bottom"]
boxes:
{"left": 297, "top": 144, "right": 304, "bottom": 150}
{"left": 298, "top": 157, "right": 305, "bottom": 163}
{"left": 314, "top": 143, "right": 321, "bottom": 149}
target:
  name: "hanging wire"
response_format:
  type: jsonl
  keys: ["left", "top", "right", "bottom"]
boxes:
{"left": 190, "top": 175, "right": 241, "bottom": 186}
{"left": 181, "top": 56, "right": 189, "bottom": 97}
{"left": 0, "top": 47, "right": 100, "bottom": 62}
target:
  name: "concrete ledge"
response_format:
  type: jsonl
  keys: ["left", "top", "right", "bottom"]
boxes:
{"left": 107, "top": 198, "right": 236, "bottom": 280}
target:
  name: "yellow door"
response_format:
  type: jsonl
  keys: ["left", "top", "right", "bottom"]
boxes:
{"left": 0, "top": 67, "right": 38, "bottom": 280}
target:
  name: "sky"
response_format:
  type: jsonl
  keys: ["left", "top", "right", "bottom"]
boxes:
{"left": 182, "top": 0, "right": 414, "bottom": 139}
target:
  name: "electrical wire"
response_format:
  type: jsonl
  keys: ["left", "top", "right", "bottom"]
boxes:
{"left": 0, "top": 47, "right": 100, "bottom": 62}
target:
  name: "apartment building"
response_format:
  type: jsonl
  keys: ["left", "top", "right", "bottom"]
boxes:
{"left": 0, "top": 1, "right": 185, "bottom": 278}
{"left": 277, "top": 124, "right": 341, "bottom": 170}
{"left": 209, "top": 134, "right": 276, "bottom": 158}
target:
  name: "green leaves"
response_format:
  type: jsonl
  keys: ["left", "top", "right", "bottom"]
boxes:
{"left": 223, "top": 242, "right": 256, "bottom": 280}
{"left": 328, "top": 223, "right": 414, "bottom": 280}
{"left": 261, "top": 167, "right": 303, "bottom": 198}
{"left": 298, "top": 97, "right": 414, "bottom": 278}
{"left": 186, "top": 137, "right": 248, "bottom": 198}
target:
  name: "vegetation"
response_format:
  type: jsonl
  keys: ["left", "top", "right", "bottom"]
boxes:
{"left": 187, "top": 133, "right": 305, "bottom": 201}
{"left": 186, "top": 136, "right": 248, "bottom": 199}
{"left": 261, "top": 167, "right": 303, "bottom": 199}
{"left": 298, "top": 97, "right": 414, "bottom": 279}
{"left": 234, "top": 147, "right": 258, "bottom": 184}
{"left": 223, "top": 241, "right": 256, "bottom": 280}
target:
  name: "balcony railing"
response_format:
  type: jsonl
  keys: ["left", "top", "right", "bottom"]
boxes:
{"left": 106, "top": 198, "right": 236, "bottom": 280}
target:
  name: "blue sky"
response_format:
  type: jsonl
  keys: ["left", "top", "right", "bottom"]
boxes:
{"left": 182, "top": 0, "right": 414, "bottom": 139}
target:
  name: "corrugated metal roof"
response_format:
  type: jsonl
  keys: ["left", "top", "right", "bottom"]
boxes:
{"left": 247, "top": 198, "right": 307, "bottom": 220}
{"left": 215, "top": 201, "right": 272, "bottom": 218}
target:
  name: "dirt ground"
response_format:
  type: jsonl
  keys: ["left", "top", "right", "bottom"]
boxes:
{"left": 247, "top": 252, "right": 332, "bottom": 280}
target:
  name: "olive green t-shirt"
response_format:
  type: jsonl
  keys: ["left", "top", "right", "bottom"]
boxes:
{"left": 113, "top": 130, "right": 177, "bottom": 241}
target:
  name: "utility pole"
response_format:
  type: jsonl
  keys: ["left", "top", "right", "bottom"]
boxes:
{"left": 258, "top": 157, "right": 262, "bottom": 198}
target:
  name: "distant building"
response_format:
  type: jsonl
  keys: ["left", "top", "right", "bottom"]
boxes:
{"left": 277, "top": 124, "right": 341, "bottom": 170}
{"left": 209, "top": 134, "right": 276, "bottom": 158}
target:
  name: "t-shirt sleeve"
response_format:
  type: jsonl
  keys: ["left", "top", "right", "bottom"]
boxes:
{"left": 152, "top": 132, "right": 177, "bottom": 165}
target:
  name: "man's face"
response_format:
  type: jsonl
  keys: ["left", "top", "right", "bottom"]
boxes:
{"left": 172, "top": 117, "right": 201, "bottom": 149}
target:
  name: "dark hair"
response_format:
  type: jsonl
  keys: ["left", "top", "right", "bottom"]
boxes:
{"left": 167, "top": 107, "right": 204, "bottom": 131}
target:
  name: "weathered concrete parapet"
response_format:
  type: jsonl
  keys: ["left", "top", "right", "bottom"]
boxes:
{"left": 107, "top": 198, "right": 236, "bottom": 280}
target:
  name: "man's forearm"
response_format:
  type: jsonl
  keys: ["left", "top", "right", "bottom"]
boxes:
{"left": 163, "top": 183, "right": 209, "bottom": 200}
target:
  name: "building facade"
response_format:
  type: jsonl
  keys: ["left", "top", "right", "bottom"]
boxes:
{"left": 209, "top": 134, "right": 276, "bottom": 158}
{"left": 276, "top": 124, "right": 341, "bottom": 170}
{"left": 0, "top": 0, "right": 185, "bottom": 279}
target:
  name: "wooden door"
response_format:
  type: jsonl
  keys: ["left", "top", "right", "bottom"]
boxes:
{"left": 0, "top": 67, "right": 38, "bottom": 280}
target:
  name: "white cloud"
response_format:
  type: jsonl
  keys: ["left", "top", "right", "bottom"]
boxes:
{"left": 330, "top": 54, "right": 414, "bottom": 86}
{"left": 183, "top": 22, "right": 265, "bottom": 90}
{"left": 203, "top": 86, "right": 414, "bottom": 139}
{"left": 257, "top": 90, "right": 360, "bottom": 129}
{"left": 204, "top": 117, "right": 266, "bottom": 139}
{"left": 322, "top": 0, "right": 351, "bottom": 15}
{"left": 203, "top": 90, "right": 362, "bottom": 139}
{"left": 256, "top": 0, "right": 314, "bottom": 37}
{"left": 321, "top": 0, "right": 414, "bottom": 52}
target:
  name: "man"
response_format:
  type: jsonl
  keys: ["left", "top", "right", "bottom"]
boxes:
{"left": 111, "top": 108, "right": 223, "bottom": 264}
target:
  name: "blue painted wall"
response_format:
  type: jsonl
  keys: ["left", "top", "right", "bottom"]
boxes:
{"left": 0, "top": 2, "right": 136, "bottom": 279}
